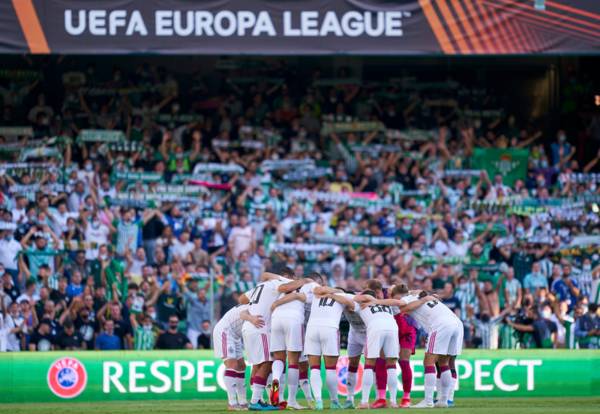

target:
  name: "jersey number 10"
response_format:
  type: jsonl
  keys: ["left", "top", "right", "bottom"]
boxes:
{"left": 318, "top": 297, "right": 336, "bottom": 307}
{"left": 249, "top": 284, "right": 265, "bottom": 305}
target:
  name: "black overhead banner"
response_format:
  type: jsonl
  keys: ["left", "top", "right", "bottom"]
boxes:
{"left": 1, "top": 0, "right": 599, "bottom": 55}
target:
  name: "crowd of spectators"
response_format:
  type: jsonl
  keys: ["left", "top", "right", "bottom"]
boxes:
{"left": 0, "top": 58, "right": 599, "bottom": 352}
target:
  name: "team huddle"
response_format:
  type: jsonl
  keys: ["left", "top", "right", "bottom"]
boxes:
{"left": 213, "top": 268, "right": 464, "bottom": 410}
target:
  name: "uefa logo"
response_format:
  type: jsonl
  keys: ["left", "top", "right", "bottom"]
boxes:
{"left": 336, "top": 356, "right": 363, "bottom": 396}
{"left": 47, "top": 357, "right": 87, "bottom": 399}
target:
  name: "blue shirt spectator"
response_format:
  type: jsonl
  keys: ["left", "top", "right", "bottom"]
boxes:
{"left": 95, "top": 321, "right": 122, "bottom": 350}
{"left": 523, "top": 263, "right": 548, "bottom": 292}
{"left": 574, "top": 304, "right": 600, "bottom": 349}
{"left": 551, "top": 273, "right": 580, "bottom": 311}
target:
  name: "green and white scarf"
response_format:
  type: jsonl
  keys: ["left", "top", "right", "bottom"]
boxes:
{"left": 313, "top": 234, "right": 398, "bottom": 246}
{"left": 273, "top": 243, "right": 340, "bottom": 254}
{"left": 192, "top": 163, "right": 244, "bottom": 174}
{"left": 78, "top": 129, "right": 125, "bottom": 143}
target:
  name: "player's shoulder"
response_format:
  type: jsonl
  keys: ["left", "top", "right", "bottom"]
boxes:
{"left": 402, "top": 294, "right": 419, "bottom": 303}
{"left": 301, "top": 281, "right": 318, "bottom": 291}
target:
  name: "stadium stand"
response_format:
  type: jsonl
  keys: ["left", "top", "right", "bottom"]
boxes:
{"left": 0, "top": 56, "right": 599, "bottom": 352}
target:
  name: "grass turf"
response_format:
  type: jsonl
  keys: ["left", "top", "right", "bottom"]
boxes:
{"left": 0, "top": 398, "right": 598, "bottom": 414}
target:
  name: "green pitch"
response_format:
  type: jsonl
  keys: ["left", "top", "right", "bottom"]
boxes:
{"left": 0, "top": 398, "right": 599, "bottom": 414}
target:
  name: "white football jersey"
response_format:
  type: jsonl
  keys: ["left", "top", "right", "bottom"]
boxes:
{"left": 272, "top": 282, "right": 318, "bottom": 321}
{"left": 215, "top": 304, "right": 249, "bottom": 337}
{"left": 402, "top": 294, "right": 459, "bottom": 331}
{"left": 306, "top": 291, "right": 353, "bottom": 329}
{"left": 354, "top": 302, "right": 396, "bottom": 332}
{"left": 242, "top": 278, "right": 291, "bottom": 333}
{"left": 344, "top": 308, "right": 366, "bottom": 333}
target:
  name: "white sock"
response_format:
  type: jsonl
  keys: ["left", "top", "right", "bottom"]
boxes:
{"left": 235, "top": 372, "right": 247, "bottom": 405}
{"left": 346, "top": 371, "right": 357, "bottom": 402}
{"left": 279, "top": 369, "right": 287, "bottom": 403}
{"left": 424, "top": 373, "right": 436, "bottom": 404}
{"left": 266, "top": 373, "right": 273, "bottom": 387}
{"left": 251, "top": 384, "right": 265, "bottom": 404}
{"left": 287, "top": 367, "right": 299, "bottom": 405}
{"left": 448, "top": 375, "right": 457, "bottom": 401}
{"left": 387, "top": 367, "right": 398, "bottom": 405}
{"left": 310, "top": 368, "right": 323, "bottom": 402}
{"left": 361, "top": 368, "right": 374, "bottom": 404}
{"left": 300, "top": 377, "right": 313, "bottom": 402}
{"left": 272, "top": 360, "right": 284, "bottom": 382}
{"left": 439, "top": 369, "right": 452, "bottom": 403}
{"left": 326, "top": 369, "right": 338, "bottom": 402}
{"left": 436, "top": 376, "right": 442, "bottom": 399}
{"left": 224, "top": 372, "right": 237, "bottom": 405}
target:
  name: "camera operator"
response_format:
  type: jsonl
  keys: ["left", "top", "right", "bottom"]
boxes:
{"left": 505, "top": 303, "right": 558, "bottom": 348}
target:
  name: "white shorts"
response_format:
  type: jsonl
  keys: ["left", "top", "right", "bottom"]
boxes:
{"left": 347, "top": 327, "right": 367, "bottom": 358}
{"left": 304, "top": 325, "right": 340, "bottom": 356}
{"left": 426, "top": 320, "right": 464, "bottom": 356}
{"left": 365, "top": 329, "right": 399, "bottom": 359}
{"left": 213, "top": 327, "right": 243, "bottom": 360}
{"left": 242, "top": 330, "right": 271, "bottom": 364}
{"left": 270, "top": 317, "right": 304, "bottom": 353}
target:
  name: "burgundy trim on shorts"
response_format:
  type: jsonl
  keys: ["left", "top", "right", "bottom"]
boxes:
{"left": 261, "top": 333, "right": 269, "bottom": 362}
{"left": 428, "top": 331, "right": 437, "bottom": 353}
{"left": 222, "top": 331, "right": 227, "bottom": 358}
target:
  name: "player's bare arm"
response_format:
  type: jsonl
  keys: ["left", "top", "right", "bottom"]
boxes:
{"left": 402, "top": 295, "right": 437, "bottom": 312}
{"left": 238, "top": 293, "right": 250, "bottom": 305}
{"left": 278, "top": 278, "right": 308, "bottom": 293}
{"left": 353, "top": 294, "right": 377, "bottom": 309}
{"left": 270, "top": 292, "right": 307, "bottom": 311}
{"left": 312, "top": 286, "right": 342, "bottom": 296}
{"left": 353, "top": 294, "right": 376, "bottom": 303}
{"left": 239, "top": 310, "right": 265, "bottom": 329}
{"left": 323, "top": 293, "right": 355, "bottom": 310}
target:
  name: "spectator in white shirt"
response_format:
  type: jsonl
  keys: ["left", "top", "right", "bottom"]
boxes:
{"left": 171, "top": 231, "right": 194, "bottom": 264}
{"left": 3, "top": 302, "right": 24, "bottom": 352}
{"left": 0, "top": 230, "right": 22, "bottom": 287}
{"left": 228, "top": 215, "right": 255, "bottom": 260}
